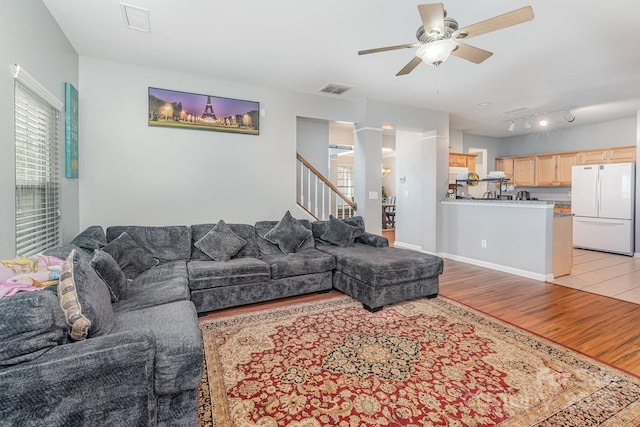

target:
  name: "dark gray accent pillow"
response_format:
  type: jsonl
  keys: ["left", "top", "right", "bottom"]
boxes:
{"left": 0, "top": 290, "right": 68, "bottom": 366}
{"left": 58, "top": 249, "right": 114, "bottom": 341}
{"left": 194, "top": 220, "right": 247, "bottom": 262}
{"left": 321, "top": 215, "right": 358, "bottom": 247}
{"left": 341, "top": 216, "right": 366, "bottom": 238}
{"left": 264, "top": 211, "right": 313, "bottom": 254}
{"left": 91, "top": 250, "right": 128, "bottom": 302}
{"left": 102, "top": 232, "right": 159, "bottom": 280}
{"left": 70, "top": 226, "right": 107, "bottom": 254}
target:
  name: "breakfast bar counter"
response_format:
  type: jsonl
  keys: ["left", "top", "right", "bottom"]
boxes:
{"left": 440, "top": 199, "right": 561, "bottom": 281}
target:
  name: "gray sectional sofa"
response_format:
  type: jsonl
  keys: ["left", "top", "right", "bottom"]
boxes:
{"left": 0, "top": 227, "right": 202, "bottom": 427}
{"left": 0, "top": 213, "right": 443, "bottom": 426}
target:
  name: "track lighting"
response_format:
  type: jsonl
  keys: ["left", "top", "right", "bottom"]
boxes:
{"left": 506, "top": 108, "right": 576, "bottom": 133}
{"left": 563, "top": 110, "right": 575, "bottom": 123}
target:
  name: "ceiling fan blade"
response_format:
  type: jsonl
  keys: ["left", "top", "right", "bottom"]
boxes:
{"left": 358, "top": 43, "right": 416, "bottom": 55}
{"left": 457, "top": 6, "right": 534, "bottom": 40}
{"left": 451, "top": 43, "right": 493, "bottom": 64}
{"left": 418, "top": 3, "right": 445, "bottom": 37}
{"left": 396, "top": 56, "right": 423, "bottom": 76}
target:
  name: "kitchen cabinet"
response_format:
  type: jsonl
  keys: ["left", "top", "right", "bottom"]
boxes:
{"left": 579, "top": 146, "right": 636, "bottom": 165}
{"left": 535, "top": 152, "right": 578, "bottom": 186}
{"left": 496, "top": 146, "right": 634, "bottom": 187}
{"left": 552, "top": 214, "right": 573, "bottom": 278}
{"left": 535, "top": 155, "right": 556, "bottom": 186}
{"left": 513, "top": 156, "right": 536, "bottom": 186}
{"left": 449, "top": 153, "right": 477, "bottom": 172}
{"left": 557, "top": 153, "right": 579, "bottom": 185}
{"left": 554, "top": 207, "right": 571, "bottom": 214}
{"left": 495, "top": 157, "right": 514, "bottom": 178}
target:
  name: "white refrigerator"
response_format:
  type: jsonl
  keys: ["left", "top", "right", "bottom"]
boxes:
{"left": 571, "top": 163, "right": 635, "bottom": 255}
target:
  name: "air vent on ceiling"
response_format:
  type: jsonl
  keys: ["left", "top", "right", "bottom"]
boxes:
{"left": 503, "top": 107, "right": 529, "bottom": 115}
{"left": 318, "top": 82, "right": 353, "bottom": 95}
{"left": 120, "top": 2, "right": 150, "bottom": 33}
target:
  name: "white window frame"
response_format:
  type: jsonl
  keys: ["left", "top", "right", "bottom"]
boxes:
{"left": 14, "top": 65, "right": 63, "bottom": 256}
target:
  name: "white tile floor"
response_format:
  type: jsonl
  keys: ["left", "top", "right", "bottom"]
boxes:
{"left": 550, "top": 249, "right": 640, "bottom": 304}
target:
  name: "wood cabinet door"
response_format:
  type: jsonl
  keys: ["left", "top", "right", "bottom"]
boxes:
{"left": 535, "top": 155, "right": 557, "bottom": 186}
{"left": 466, "top": 156, "right": 476, "bottom": 173}
{"left": 608, "top": 147, "right": 636, "bottom": 163}
{"left": 513, "top": 157, "right": 536, "bottom": 186}
{"left": 580, "top": 150, "right": 606, "bottom": 165}
{"left": 495, "top": 158, "right": 514, "bottom": 178}
{"left": 557, "top": 153, "right": 578, "bottom": 186}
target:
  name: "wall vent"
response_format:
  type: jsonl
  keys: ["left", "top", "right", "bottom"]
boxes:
{"left": 318, "top": 82, "right": 353, "bottom": 95}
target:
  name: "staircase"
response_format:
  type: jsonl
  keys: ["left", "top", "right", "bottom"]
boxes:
{"left": 296, "top": 153, "right": 357, "bottom": 221}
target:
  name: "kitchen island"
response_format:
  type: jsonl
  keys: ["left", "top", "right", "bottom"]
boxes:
{"left": 440, "top": 199, "right": 572, "bottom": 281}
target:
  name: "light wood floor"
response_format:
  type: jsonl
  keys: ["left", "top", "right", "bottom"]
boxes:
{"left": 550, "top": 249, "right": 640, "bottom": 304}
{"left": 200, "top": 257, "right": 640, "bottom": 377}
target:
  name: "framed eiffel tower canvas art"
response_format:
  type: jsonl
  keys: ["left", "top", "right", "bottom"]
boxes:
{"left": 148, "top": 87, "right": 259, "bottom": 135}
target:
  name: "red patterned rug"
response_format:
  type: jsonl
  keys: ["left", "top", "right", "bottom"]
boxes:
{"left": 197, "top": 296, "right": 640, "bottom": 426}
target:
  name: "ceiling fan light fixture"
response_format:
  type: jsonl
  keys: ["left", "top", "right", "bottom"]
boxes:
{"left": 416, "top": 39, "right": 457, "bottom": 66}
{"left": 563, "top": 110, "right": 575, "bottom": 123}
{"left": 538, "top": 117, "right": 548, "bottom": 127}
{"left": 523, "top": 118, "right": 532, "bottom": 130}
{"left": 507, "top": 120, "right": 515, "bottom": 132}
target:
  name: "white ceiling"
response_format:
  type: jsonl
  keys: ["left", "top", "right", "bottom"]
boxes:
{"left": 43, "top": 0, "right": 640, "bottom": 138}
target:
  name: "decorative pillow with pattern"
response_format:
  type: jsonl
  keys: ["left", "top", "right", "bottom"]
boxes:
{"left": 91, "top": 250, "right": 128, "bottom": 302}
{"left": 195, "top": 219, "right": 247, "bottom": 262}
{"left": 321, "top": 215, "right": 358, "bottom": 247}
{"left": 102, "top": 232, "right": 159, "bottom": 280}
{"left": 58, "top": 249, "right": 114, "bottom": 341}
{"left": 264, "top": 211, "right": 313, "bottom": 254}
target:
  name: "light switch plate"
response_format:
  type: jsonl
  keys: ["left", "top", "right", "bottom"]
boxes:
{"left": 369, "top": 191, "right": 378, "bottom": 200}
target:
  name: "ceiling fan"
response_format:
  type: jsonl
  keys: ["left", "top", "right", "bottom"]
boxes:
{"left": 358, "top": 3, "right": 534, "bottom": 75}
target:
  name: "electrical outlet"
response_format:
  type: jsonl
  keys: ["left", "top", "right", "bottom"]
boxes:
{"left": 481, "top": 240, "right": 487, "bottom": 248}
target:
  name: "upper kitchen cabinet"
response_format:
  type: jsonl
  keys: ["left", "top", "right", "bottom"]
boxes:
{"left": 449, "top": 153, "right": 477, "bottom": 172}
{"left": 495, "top": 157, "right": 514, "bottom": 178}
{"left": 578, "top": 146, "right": 636, "bottom": 165}
{"left": 513, "top": 156, "right": 536, "bottom": 186}
{"left": 535, "top": 152, "right": 579, "bottom": 186}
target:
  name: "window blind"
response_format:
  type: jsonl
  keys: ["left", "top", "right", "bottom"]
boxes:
{"left": 14, "top": 71, "right": 61, "bottom": 256}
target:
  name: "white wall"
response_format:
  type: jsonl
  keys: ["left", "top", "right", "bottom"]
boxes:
{"left": 395, "top": 130, "right": 449, "bottom": 254}
{"left": 297, "top": 117, "right": 329, "bottom": 176}
{"left": 78, "top": 57, "right": 360, "bottom": 228}
{"left": 0, "top": 1, "right": 79, "bottom": 258}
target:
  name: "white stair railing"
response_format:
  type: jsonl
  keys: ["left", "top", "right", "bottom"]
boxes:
{"left": 296, "top": 153, "right": 357, "bottom": 221}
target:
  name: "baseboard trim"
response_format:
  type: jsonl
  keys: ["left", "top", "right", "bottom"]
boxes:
{"left": 393, "top": 241, "right": 439, "bottom": 256}
{"left": 438, "top": 252, "right": 548, "bottom": 282}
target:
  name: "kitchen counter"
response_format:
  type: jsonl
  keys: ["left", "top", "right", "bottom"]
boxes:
{"left": 440, "top": 200, "right": 555, "bottom": 281}
{"left": 441, "top": 198, "right": 553, "bottom": 206}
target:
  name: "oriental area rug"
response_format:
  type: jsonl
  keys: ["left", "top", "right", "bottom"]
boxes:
{"left": 197, "top": 296, "right": 640, "bottom": 426}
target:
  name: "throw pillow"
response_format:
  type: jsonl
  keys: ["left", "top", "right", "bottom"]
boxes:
{"left": 102, "top": 232, "right": 159, "bottom": 280}
{"left": 69, "top": 225, "right": 107, "bottom": 254}
{"left": 321, "top": 215, "right": 358, "bottom": 247}
{"left": 91, "top": 250, "right": 128, "bottom": 302}
{"left": 264, "top": 211, "right": 312, "bottom": 254}
{"left": 194, "top": 219, "right": 247, "bottom": 262}
{"left": 0, "top": 290, "right": 68, "bottom": 366}
{"left": 58, "top": 249, "right": 115, "bottom": 341}
{"left": 341, "top": 216, "right": 366, "bottom": 239}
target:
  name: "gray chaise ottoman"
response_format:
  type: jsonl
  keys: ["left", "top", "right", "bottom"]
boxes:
{"left": 317, "top": 243, "right": 443, "bottom": 311}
